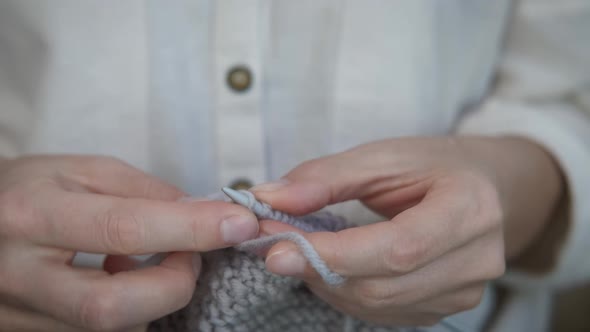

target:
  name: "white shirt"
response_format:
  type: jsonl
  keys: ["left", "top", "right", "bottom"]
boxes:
{"left": 0, "top": 1, "right": 589, "bottom": 331}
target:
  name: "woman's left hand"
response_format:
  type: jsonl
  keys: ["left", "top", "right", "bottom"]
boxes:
{"left": 252, "top": 136, "right": 564, "bottom": 326}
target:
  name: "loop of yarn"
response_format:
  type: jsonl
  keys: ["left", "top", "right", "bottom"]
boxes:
{"left": 236, "top": 232, "right": 346, "bottom": 286}
{"left": 232, "top": 190, "right": 348, "bottom": 286}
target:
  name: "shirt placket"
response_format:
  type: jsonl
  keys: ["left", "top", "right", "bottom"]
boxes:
{"left": 213, "top": 0, "right": 267, "bottom": 189}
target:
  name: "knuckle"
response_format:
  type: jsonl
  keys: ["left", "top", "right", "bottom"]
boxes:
{"left": 291, "top": 158, "right": 327, "bottom": 180}
{"left": 139, "top": 177, "right": 181, "bottom": 201}
{"left": 383, "top": 242, "right": 423, "bottom": 274}
{"left": 140, "top": 177, "right": 160, "bottom": 199}
{"left": 96, "top": 209, "right": 145, "bottom": 254}
{"left": 354, "top": 281, "right": 390, "bottom": 310}
{"left": 82, "top": 155, "right": 127, "bottom": 176}
{"left": 455, "top": 288, "right": 485, "bottom": 312}
{"left": 0, "top": 188, "right": 39, "bottom": 238}
{"left": 473, "top": 178, "right": 504, "bottom": 230}
{"left": 78, "top": 290, "right": 121, "bottom": 332}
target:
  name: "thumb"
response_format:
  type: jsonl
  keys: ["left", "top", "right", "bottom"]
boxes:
{"left": 251, "top": 150, "right": 381, "bottom": 215}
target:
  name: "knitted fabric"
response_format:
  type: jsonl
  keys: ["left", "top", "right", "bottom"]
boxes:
{"left": 150, "top": 248, "right": 415, "bottom": 332}
{"left": 148, "top": 191, "right": 466, "bottom": 332}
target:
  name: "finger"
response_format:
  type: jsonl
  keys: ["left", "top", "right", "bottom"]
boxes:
{"left": 0, "top": 303, "right": 149, "bottom": 332}
{"left": 413, "top": 283, "right": 487, "bottom": 316}
{"left": 0, "top": 302, "right": 86, "bottom": 332}
{"left": 308, "top": 231, "right": 502, "bottom": 308}
{"left": 260, "top": 220, "right": 332, "bottom": 279}
{"left": 265, "top": 185, "right": 487, "bottom": 278}
{"left": 23, "top": 252, "right": 198, "bottom": 331}
{"left": 265, "top": 220, "right": 428, "bottom": 279}
{"left": 306, "top": 278, "right": 486, "bottom": 325}
{"left": 62, "top": 155, "right": 185, "bottom": 201}
{"left": 251, "top": 145, "right": 431, "bottom": 215}
{"left": 306, "top": 283, "right": 444, "bottom": 327}
{"left": 249, "top": 150, "right": 375, "bottom": 215}
{"left": 30, "top": 190, "right": 259, "bottom": 254}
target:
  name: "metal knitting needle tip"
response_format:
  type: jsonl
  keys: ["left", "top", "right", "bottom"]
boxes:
{"left": 221, "top": 187, "right": 250, "bottom": 207}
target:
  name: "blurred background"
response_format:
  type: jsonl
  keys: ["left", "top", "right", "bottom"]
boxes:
{"left": 553, "top": 282, "right": 590, "bottom": 330}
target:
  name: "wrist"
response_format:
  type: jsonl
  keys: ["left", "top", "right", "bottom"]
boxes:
{"left": 458, "top": 136, "right": 566, "bottom": 268}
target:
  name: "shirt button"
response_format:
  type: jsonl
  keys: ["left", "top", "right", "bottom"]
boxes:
{"left": 229, "top": 178, "right": 254, "bottom": 190}
{"left": 226, "top": 65, "right": 252, "bottom": 93}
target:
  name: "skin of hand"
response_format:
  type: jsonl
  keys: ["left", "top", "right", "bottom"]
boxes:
{"left": 252, "top": 136, "right": 565, "bottom": 326}
{"left": 0, "top": 155, "right": 259, "bottom": 331}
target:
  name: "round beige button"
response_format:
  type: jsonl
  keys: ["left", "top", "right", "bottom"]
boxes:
{"left": 228, "top": 178, "right": 253, "bottom": 190}
{"left": 226, "top": 65, "right": 252, "bottom": 92}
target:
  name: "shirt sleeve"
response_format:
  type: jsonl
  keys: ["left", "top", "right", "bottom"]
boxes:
{"left": 0, "top": 81, "right": 31, "bottom": 158}
{"left": 456, "top": 0, "right": 590, "bottom": 289}
{"left": 0, "top": 1, "right": 38, "bottom": 158}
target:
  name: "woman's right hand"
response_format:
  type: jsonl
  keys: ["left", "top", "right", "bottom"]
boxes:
{"left": 0, "top": 155, "right": 259, "bottom": 331}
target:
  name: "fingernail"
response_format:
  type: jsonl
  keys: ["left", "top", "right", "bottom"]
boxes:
{"left": 266, "top": 249, "right": 306, "bottom": 276}
{"left": 221, "top": 215, "right": 259, "bottom": 244}
{"left": 251, "top": 179, "right": 290, "bottom": 192}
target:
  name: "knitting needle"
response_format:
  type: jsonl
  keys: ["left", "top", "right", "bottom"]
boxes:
{"left": 222, "top": 186, "right": 294, "bottom": 223}
{"left": 222, "top": 187, "right": 318, "bottom": 232}
{"left": 221, "top": 187, "right": 252, "bottom": 208}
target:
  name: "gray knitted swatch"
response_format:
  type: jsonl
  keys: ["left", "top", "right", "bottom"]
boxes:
{"left": 148, "top": 191, "right": 468, "bottom": 332}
